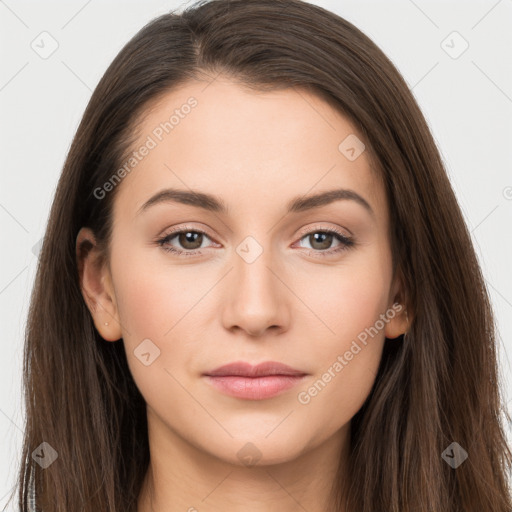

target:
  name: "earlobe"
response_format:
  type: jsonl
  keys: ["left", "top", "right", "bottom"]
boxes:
{"left": 385, "top": 270, "right": 411, "bottom": 340}
{"left": 75, "top": 227, "right": 122, "bottom": 342}
{"left": 384, "top": 304, "right": 410, "bottom": 340}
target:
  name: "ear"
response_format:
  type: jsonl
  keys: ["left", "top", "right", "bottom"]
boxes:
{"left": 384, "top": 267, "right": 412, "bottom": 340}
{"left": 75, "top": 227, "right": 122, "bottom": 342}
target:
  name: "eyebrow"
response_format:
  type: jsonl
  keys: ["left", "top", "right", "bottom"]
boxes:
{"left": 136, "top": 187, "right": 374, "bottom": 218}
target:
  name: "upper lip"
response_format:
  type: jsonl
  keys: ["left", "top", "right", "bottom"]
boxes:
{"left": 203, "top": 361, "right": 307, "bottom": 377}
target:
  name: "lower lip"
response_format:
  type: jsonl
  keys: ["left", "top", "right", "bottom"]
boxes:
{"left": 203, "top": 374, "right": 307, "bottom": 400}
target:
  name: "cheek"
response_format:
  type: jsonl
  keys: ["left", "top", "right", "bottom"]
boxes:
{"left": 115, "top": 271, "right": 171, "bottom": 338}
{"left": 296, "top": 340, "right": 384, "bottom": 440}
{"left": 112, "top": 249, "right": 202, "bottom": 340}
{"left": 292, "top": 248, "right": 391, "bottom": 349}
{"left": 109, "top": 244, "right": 220, "bottom": 383}
{"left": 292, "top": 251, "right": 391, "bottom": 427}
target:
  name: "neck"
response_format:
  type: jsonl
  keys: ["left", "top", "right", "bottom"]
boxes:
{"left": 137, "top": 414, "right": 350, "bottom": 512}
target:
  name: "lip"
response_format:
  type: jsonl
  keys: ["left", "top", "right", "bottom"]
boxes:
{"left": 204, "top": 361, "right": 306, "bottom": 377}
{"left": 203, "top": 361, "right": 308, "bottom": 400}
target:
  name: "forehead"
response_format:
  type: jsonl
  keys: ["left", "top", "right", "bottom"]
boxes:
{"left": 113, "top": 78, "right": 387, "bottom": 226}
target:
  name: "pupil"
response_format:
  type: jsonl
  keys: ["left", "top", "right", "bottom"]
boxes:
{"left": 180, "top": 231, "right": 202, "bottom": 249}
{"left": 311, "top": 232, "right": 331, "bottom": 250}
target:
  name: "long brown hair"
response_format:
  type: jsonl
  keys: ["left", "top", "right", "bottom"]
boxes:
{"left": 8, "top": 0, "right": 511, "bottom": 510}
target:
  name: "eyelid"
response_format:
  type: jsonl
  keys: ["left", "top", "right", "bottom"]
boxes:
{"left": 159, "top": 224, "right": 218, "bottom": 242}
{"left": 157, "top": 222, "right": 355, "bottom": 258}
{"left": 295, "top": 223, "right": 352, "bottom": 240}
{"left": 159, "top": 223, "right": 351, "bottom": 245}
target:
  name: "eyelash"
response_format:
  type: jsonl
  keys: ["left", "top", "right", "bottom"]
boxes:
{"left": 156, "top": 225, "right": 355, "bottom": 259}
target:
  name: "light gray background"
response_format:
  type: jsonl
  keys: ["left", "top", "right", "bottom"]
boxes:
{"left": 1, "top": 0, "right": 511, "bottom": 507}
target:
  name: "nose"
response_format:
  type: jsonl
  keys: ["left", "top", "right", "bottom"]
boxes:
{"left": 221, "top": 242, "right": 290, "bottom": 338}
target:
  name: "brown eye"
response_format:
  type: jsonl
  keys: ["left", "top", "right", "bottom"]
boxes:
{"left": 175, "top": 231, "right": 204, "bottom": 250}
{"left": 294, "top": 227, "right": 355, "bottom": 258}
{"left": 307, "top": 232, "right": 335, "bottom": 250}
{"left": 158, "top": 228, "right": 214, "bottom": 255}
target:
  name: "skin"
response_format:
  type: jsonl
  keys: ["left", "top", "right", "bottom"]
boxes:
{"left": 76, "top": 77, "right": 409, "bottom": 512}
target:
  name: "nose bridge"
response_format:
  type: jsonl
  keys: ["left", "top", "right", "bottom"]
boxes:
{"left": 234, "top": 232, "right": 278, "bottom": 300}
{"left": 222, "top": 231, "right": 288, "bottom": 335}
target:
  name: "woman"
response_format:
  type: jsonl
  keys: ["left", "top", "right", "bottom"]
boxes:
{"left": 12, "top": 0, "right": 512, "bottom": 510}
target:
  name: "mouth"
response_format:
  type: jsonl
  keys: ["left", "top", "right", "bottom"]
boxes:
{"left": 202, "top": 361, "right": 308, "bottom": 400}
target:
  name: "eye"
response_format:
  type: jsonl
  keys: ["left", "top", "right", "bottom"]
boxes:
{"left": 295, "top": 226, "right": 355, "bottom": 257}
{"left": 156, "top": 227, "right": 215, "bottom": 256}
{"left": 156, "top": 225, "right": 356, "bottom": 258}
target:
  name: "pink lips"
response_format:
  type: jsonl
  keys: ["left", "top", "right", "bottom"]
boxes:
{"left": 203, "top": 361, "right": 308, "bottom": 400}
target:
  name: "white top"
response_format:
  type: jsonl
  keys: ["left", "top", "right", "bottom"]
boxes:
{"left": 27, "top": 469, "right": 36, "bottom": 511}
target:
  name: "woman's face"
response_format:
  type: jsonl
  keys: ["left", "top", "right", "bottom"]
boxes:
{"left": 78, "top": 77, "right": 407, "bottom": 467}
